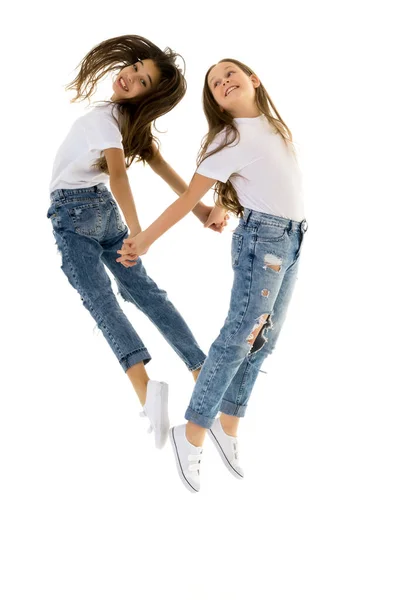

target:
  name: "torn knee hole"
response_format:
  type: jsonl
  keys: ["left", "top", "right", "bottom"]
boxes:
{"left": 263, "top": 254, "right": 283, "bottom": 272}
{"left": 246, "top": 314, "right": 272, "bottom": 354}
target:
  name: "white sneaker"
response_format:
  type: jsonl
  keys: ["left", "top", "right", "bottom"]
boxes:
{"left": 208, "top": 417, "right": 244, "bottom": 479}
{"left": 169, "top": 424, "right": 203, "bottom": 493}
{"left": 139, "top": 381, "right": 169, "bottom": 449}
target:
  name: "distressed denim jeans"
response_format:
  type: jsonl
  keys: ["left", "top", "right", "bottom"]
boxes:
{"left": 185, "top": 208, "right": 308, "bottom": 428}
{"left": 47, "top": 184, "right": 206, "bottom": 372}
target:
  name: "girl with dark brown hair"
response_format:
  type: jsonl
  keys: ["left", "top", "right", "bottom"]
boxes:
{"left": 47, "top": 36, "right": 227, "bottom": 450}
{"left": 121, "top": 58, "right": 307, "bottom": 492}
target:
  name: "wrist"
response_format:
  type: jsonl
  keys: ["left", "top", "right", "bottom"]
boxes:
{"left": 127, "top": 224, "right": 142, "bottom": 237}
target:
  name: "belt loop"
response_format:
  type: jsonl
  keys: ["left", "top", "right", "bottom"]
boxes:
{"left": 242, "top": 208, "right": 252, "bottom": 224}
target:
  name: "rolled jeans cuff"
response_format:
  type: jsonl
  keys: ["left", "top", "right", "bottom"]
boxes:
{"left": 184, "top": 407, "right": 215, "bottom": 429}
{"left": 120, "top": 348, "right": 151, "bottom": 371}
{"left": 219, "top": 399, "right": 247, "bottom": 418}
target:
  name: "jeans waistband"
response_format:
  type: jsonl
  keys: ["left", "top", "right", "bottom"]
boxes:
{"left": 50, "top": 184, "right": 108, "bottom": 205}
{"left": 241, "top": 207, "right": 308, "bottom": 233}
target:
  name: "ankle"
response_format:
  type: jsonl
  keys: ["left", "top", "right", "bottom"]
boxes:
{"left": 192, "top": 368, "right": 201, "bottom": 382}
{"left": 219, "top": 415, "right": 239, "bottom": 437}
{"left": 186, "top": 422, "right": 206, "bottom": 447}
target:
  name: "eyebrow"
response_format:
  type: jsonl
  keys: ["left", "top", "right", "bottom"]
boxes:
{"left": 209, "top": 65, "right": 235, "bottom": 84}
{"left": 138, "top": 60, "right": 153, "bottom": 87}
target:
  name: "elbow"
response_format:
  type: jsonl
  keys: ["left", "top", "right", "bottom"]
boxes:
{"left": 109, "top": 173, "right": 129, "bottom": 187}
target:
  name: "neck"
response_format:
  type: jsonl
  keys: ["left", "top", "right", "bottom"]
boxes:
{"left": 230, "top": 103, "right": 261, "bottom": 119}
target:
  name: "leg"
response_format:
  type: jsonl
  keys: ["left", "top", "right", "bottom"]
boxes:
{"left": 185, "top": 226, "right": 300, "bottom": 434}
{"left": 54, "top": 229, "right": 152, "bottom": 394}
{"left": 102, "top": 241, "right": 206, "bottom": 373}
{"left": 220, "top": 256, "right": 301, "bottom": 425}
{"left": 126, "top": 362, "right": 150, "bottom": 406}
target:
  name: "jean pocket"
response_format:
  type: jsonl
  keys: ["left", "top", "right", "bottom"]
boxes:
{"left": 256, "top": 224, "right": 288, "bottom": 243}
{"left": 231, "top": 233, "right": 243, "bottom": 267}
{"left": 111, "top": 202, "right": 127, "bottom": 233}
{"left": 67, "top": 203, "right": 102, "bottom": 236}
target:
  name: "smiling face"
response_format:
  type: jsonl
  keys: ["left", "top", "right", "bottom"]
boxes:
{"left": 207, "top": 61, "right": 261, "bottom": 117}
{"left": 111, "top": 59, "right": 161, "bottom": 101}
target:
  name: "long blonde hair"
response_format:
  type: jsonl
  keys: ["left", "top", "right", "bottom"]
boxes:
{"left": 198, "top": 58, "right": 292, "bottom": 216}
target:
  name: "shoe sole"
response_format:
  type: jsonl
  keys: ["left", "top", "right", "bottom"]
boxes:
{"left": 169, "top": 428, "right": 199, "bottom": 493}
{"left": 208, "top": 429, "right": 244, "bottom": 479}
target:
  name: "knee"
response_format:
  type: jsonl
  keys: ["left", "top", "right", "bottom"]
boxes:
{"left": 245, "top": 314, "right": 273, "bottom": 355}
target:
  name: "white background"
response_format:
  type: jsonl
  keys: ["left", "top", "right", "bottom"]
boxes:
{"left": 1, "top": 1, "right": 399, "bottom": 598}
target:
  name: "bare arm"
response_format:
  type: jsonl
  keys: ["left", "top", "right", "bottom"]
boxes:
{"left": 128, "top": 173, "right": 216, "bottom": 258}
{"left": 104, "top": 148, "right": 141, "bottom": 235}
{"left": 146, "top": 143, "right": 209, "bottom": 220}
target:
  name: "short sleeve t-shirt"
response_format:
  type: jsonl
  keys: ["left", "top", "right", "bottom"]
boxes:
{"left": 49, "top": 103, "right": 123, "bottom": 192}
{"left": 196, "top": 115, "right": 305, "bottom": 222}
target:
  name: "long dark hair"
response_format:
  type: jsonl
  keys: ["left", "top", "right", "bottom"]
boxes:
{"left": 66, "top": 35, "right": 186, "bottom": 170}
{"left": 198, "top": 58, "right": 292, "bottom": 217}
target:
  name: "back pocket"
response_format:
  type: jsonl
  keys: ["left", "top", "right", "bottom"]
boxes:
{"left": 68, "top": 203, "right": 102, "bottom": 236}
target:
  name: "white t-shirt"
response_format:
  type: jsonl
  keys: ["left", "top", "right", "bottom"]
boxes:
{"left": 50, "top": 103, "right": 123, "bottom": 192}
{"left": 196, "top": 115, "right": 305, "bottom": 222}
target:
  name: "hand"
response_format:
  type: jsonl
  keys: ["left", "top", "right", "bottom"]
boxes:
{"left": 116, "top": 232, "right": 150, "bottom": 267}
{"left": 203, "top": 205, "right": 230, "bottom": 232}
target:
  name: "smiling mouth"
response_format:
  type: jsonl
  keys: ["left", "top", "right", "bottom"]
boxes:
{"left": 225, "top": 85, "right": 239, "bottom": 97}
{"left": 118, "top": 77, "right": 129, "bottom": 92}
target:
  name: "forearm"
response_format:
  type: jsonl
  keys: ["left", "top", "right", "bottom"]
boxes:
{"left": 191, "top": 201, "right": 209, "bottom": 218}
{"left": 144, "top": 191, "right": 199, "bottom": 245}
{"left": 148, "top": 157, "right": 186, "bottom": 196}
{"left": 109, "top": 174, "right": 141, "bottom": 235}
{"left": 148, "top": 157, "right": 207, "bottom": 216}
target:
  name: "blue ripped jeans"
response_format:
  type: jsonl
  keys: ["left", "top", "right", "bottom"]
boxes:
{"left": 185, "top": 208, "right": 308, "bottom": 428}
{"left": 47, "top": 184, "right": 206, "bottom": 372}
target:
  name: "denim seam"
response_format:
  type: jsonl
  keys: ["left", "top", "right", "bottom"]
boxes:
{"left": 116, "top": 279, "right": 203, "bottom": 370}
{"left": 235, "top": 359, "right": 253, "bottom": 407}
{"left": 184, "top": 407, "right": 214, "bottom": 429}
{"left": 220, "top": 399, "right": 247, "bottom": 417}
{"left": 195, "top": 234, "right": 256, "bottom": 416}
{"left": 121, "top": 348, "right": 151, "bottom": 370}
{"left": 58, "top": 231, "right": 124, "bottom": 358}
{"left": 189, "top": 359, "right": 206, "bottom": 372}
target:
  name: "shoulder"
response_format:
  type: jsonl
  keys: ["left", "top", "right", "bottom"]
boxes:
{"left": 205, "top": 126, "right": 239, "bottom": 155}
{"left": 84, "top": 102, "right": 121, "bottom": 127}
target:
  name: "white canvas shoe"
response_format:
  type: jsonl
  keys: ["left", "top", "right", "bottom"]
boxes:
{"left": 169, "top": 424, "right": 203, "bottom": 493}
{"left": 139, "top": 381, "right": 169, "bottom": 449}
{"left": 208, "top": 417, "right": 244, "bottom": 479}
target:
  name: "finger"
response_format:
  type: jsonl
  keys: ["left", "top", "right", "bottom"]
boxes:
{"left": 122, "top": 258, "right": 137, "bottom": 266}
{"left": 118, "top": 248, "right": 138, "bottom": 257}
{"left": 117, "top": 252, "right": 138, "bottom": 260}
{"left": 116, "top": 255, "right": 138, "bottom": 263}
{"left": 121, "top": 243, "right": 136, "bottom": 251}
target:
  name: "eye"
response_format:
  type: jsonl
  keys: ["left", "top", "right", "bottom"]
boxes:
{"left": 214, "top": 81, "right": 220, "bottom": 88}
{"left": 140, "top": 79, "right": 146, "bottom": 87}
{"left": 133, "top": 64, "right": 138, "bottom": 71}
{"left": 227, "top": 71, "right": 234, "bottom": 77}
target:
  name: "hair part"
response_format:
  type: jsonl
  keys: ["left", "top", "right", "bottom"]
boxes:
{"left": 66, "top": 35, "right": 187, "bottom": 170}
{"left": 198, "top": 58, "right": 293, "bottom": 217}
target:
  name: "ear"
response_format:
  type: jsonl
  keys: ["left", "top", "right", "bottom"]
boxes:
{"left": 250, "top": 74, "right": 261, "bottom": 89}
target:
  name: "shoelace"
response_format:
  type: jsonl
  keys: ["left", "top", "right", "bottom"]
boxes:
{"left": 188, "top": 452, "right": 203, "bottom": 474}
{"left": 139, "top": 410, "right": 153, "bottom": 434}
